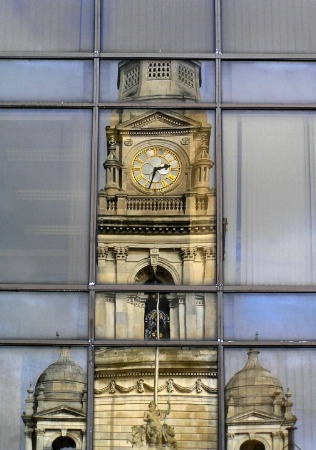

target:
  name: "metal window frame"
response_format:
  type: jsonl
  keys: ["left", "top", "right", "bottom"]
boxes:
{"left": 0, "top": 0, "right": 316, "bottom": 449}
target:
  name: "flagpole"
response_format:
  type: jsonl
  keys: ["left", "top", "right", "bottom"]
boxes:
{"left": 154, "top": 291, "right": 160, "bottom": 407}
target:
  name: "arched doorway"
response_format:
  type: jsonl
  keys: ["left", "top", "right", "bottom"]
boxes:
{"left": 52, "top": 436, "right": 76, "bottom": 450}
{"left": 240, "top": 440, "right": 265, "bottom": 450}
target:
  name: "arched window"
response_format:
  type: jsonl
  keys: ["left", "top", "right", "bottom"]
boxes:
{"left": 144, "top": 291, "right": 170, "bottom": 339}
{"left": 52, "top": 436, "right": 76, "bottom": 450}
{"left": 240, "top": 440, "right": 265, "bottom": 450}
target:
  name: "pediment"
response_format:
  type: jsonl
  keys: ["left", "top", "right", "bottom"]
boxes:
{"left": 116, "top": 110, "right": 202, "bottom": 132}
{"left": 34, "top": 405, "right": 86, "bottom": 419}
{"left": 227, "top": 409, "right": 283, "bottom": 424}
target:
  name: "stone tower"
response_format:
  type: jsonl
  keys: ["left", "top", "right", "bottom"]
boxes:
{"left": 225, "top": 349, "right": 297, "bottom": 450}
{"left": 94, "top": 60, "right": 219, "bottom": 449}
{"left": 96, "top": 59, "right": 217, "bottom": 341}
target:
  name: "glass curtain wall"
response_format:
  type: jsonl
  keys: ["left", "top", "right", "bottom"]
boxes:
{"left": 0, "top": 1, "right": 316, "bottom": 449}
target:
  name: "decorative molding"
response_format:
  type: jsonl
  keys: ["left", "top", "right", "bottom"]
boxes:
{"left": 113, "top": 246, "right": 129, "bottom": 260}
{"left": 103, "top": 293, "right": 115, "bottom": 303}
{"left": 150, "top": 248, "right": 159, "bottom": 275}
{"left": 131, "top": 112, "right": 187, "bottom": 129}
{"left": 35, "top": 428, "right": 45, "bottom": 436}
{"left": 180, "top": 136, "right": 190, "bottom": 145}
{"left": 181, "top": 247, "right": 197, "bottom": 261}
{"left": 124, "top": 138, "right": 133, "bottom": 146}
{"left": 195, "top": 295, "right": 205, "bottom": 306}
{"left": 203, "top": 245, "right": 216, "bottom": 260}
{"left": 98, "top": 245, "right": 109, "bottom": 259}
{"left": 94, "top": 377, "right": 217, "bottom": 396}
{"left": 95, "top": 370, "right": 217, "bottom": 379}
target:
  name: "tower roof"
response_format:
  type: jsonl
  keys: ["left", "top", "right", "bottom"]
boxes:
{"left": 225, "top": 349, "right": 284, "bottom": 416}
{"left": 35, "top": 348, "right": 86, "bottom": 408}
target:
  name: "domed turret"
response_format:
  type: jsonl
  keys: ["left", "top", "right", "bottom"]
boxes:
{"left": 225, "top": 349, "right": 297, "bottom": 450}
{"left": 22, "top": 348, "right": 87, "bottom": 450}
{"left": 225, "top": 349, "right": 284, "bottom": 416}
{"left": 35, "top": 347, "right": 86, "bottom": 412}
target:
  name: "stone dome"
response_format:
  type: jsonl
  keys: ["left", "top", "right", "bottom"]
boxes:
{"left": 35, "top": 348, "right": 86, "bottom": 410}
{"left": 225, "top": 349, "right": 284, "bottom": 416}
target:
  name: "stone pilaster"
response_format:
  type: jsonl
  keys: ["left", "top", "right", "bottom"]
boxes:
{"left": 114, "top": 246, "right": 129, "bottom": 283}
{"left": 203, "top": 244, "right": 216, "bottom": 284}
{"left": 185, "top": 292, "right": 196, "bottom": 339}
{"left": 95, "top": 293, "right": 116, "bottom": 338}
{"left": 35, "top": 428, "right": 45, "bottom": 450}
{"left": 181, "top": 246, "right": 197, "bottom": 284}
{"left": 115, "top": 292, "right": 129, "bottom": 339}
{"left": 82, "top": 430, "right": 86, "bottom": 450}
{"left": 167, "top": 294, "right": 179, "bottom": 339}
{"left": 178, "top": 294, "right": 186, "bottom": 339}
{"left": 195, "top": 294, "right": 205, "bottom": 339}
{"left": 24, "top": 429, "right": 33, "bottom": 450}
{"left": 272, "top": 431, "right": 284, "bottom": 450}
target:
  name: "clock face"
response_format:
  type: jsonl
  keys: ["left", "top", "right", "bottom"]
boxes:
{"left": 131, "top": 146, "right": 181, "bottom": 192}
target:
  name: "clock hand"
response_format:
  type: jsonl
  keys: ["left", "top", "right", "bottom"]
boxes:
{"left": 157, "top": 163, "right": 170, "bottom": 171}
{"left": 148, "top": 166, "right": 159, "bottom": 189}
{"left": 148, "top": 164, "right": 171, "bottom": 189}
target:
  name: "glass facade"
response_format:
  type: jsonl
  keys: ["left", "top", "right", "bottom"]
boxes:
{"left": 0, "top": 1, "right": 315, "bottom": 449}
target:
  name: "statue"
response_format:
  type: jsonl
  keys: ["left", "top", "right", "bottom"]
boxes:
{"left": 131, "top": 425, "right": 146, "bottom": 446}
{"left": 131, "top": 400, "right": 177, "bottom": 448}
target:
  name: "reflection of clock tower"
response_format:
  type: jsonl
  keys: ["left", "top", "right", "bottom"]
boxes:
{"left": 97, "top": 60, "right": 217, "bottom": 340}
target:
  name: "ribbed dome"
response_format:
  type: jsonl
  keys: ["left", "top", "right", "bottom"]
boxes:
{"left": 35, "top": 348, "right": 86, "bottom": 408}
{"left": 225, "top": 349, "right": 284, "bottom": 416}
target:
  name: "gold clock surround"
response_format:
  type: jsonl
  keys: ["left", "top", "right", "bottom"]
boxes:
{"left": 131, "top": 146, "right": 181, "bottom": 192}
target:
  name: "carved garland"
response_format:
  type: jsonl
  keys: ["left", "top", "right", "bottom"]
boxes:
{"left": 94, "top": 378, "right": 217, "bottom": 395}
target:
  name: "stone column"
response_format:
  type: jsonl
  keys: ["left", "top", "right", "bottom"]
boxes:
{"left": 102, "top": 293, "right": 115, "bottom": 338}
{"left": 203, "top": 245, "right": 216, "bottom": 284}
{"left": 97, "top": 245, "right": 116, "bottom": 283}
{"left": 178, "top": 294, "right": 186, "bottom": 339}
{"left": 35, "top": 428, "right": 45, "bottom": 450}
{"left": 127, "top": 294, "right": 136, "bottom": 338}
{"left": 195, "top": 294, "right": 205, "bottom": 339}
{"left": 272, "top": 431, "right": 283, "bottom": 450}
{"left": 167, "top": 294, "right": 179, "bottom": 339}
{"left": 24, "top": 429, "right": 33, "bottom": 450}
{"left": 185, "top": 292, "right": 197, "bottom": 339}
{"left": 204, "top": 292, "right": 216, "bottom": 339}
{"left": 82, "top": 430, "right": 86, "bottom": 450}
{"left": 114, "top": 246, "right": 129, "bottom": 283}
{"left": 115, "top": 292, "right": 128, "bottom": 339}
{"left": 181, "top": 246, "right": 197, "bottom": 285}
{"left": 133, "top": 294, "right": 145, "bottom": 339}
{"left": 226, "top": 433, "right": 235, "bottom": 450}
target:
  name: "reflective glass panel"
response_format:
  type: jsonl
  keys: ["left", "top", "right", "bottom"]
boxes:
{"left": 97, "top": 108, "right": 216, "bottom": 286}
{"left": 224, "top": 294, "right": 316, "bottom": 340}
{"left": 222, "top": 61, "right": 316, "bottom": 104}
{"left": 222, "top": 0, "right": 316, "bottom": 54}
{"left": 0, "top": 347, "right": 87, "bottom": 450}
{"left": 0, "top": 60, "right": 94, "bottom": 102}
{"left": 223, "top": 111, "right": 316, "bottom": 285}
{"left": 99, "top": 60, "right": 215, "bottom": 103}
{"left": 101, "top": 0, "right": 214, "bottom": 53}
{"left": 0, "top": 109, "right": 92, "bottom": 283}
{"left": 94, "top": 347, "right": 217, "bottom": 448}
{"left": 0, "top": 0, "right": 93, "bottom": 52}
{"left": 95, "top": 291, "right": 217, "bottom": 340}
{"left": 225, "top": 348, "right": 316, "bottom": 449}
{"left": 0, "top": 292, "right": 88, "bottom": 339}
